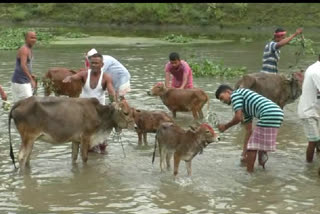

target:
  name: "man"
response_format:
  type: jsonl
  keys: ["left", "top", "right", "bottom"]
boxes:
{"left": 216, "top": 85, "right": 284, "bottom": 173}
{"left": 85, "top": 48, "right": 131, "bottom": 100}
{"left": 297, "top": 55, "right": 320, "bottom": 163}
{"left": 0, "top": 85, "right": 7, "bottom": 101}
{"left": 261, "top": 27, "right": 303, "bottom": 73}
{"left": 63, "top": 53, "right": 116, "bottom": 154}
{"left": 11, "top": 31, "right": 37, "bottom": 103}
{"left": 165, "top": 52, "right": 193, "bottom": 89}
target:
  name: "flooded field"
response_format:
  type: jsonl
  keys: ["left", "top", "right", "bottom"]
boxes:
{"left": 0, "top": 39, "right": 319, "bottom": 214}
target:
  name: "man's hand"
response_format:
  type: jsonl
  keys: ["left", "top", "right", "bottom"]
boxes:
{"left": 31, "top": 78, "right": 36, "bottom": 89}
{"left": 296, "top": 28, "right": 303, "bottom": 35}
{"left": 63, "top": 76, "right": 72, "bottom": 83}
{"left": 1, "top": 92, "right": 7, "bottom": 101}
{"left": 218, "top": 124, "right": 227, "bottom": 132}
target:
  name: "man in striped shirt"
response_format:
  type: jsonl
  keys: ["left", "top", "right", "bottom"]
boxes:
{"left": 215, "top": 85, "right": 284, "bottom": 173}
{"left": 261, "top": 27, "right": 303, "bottom": 73}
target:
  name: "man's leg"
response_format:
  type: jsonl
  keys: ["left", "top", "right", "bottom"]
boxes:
{"left": 241, "top": 122, "right": 253, "bottom": 164}
{"left": 302, "top": 118, "right": 320, "bottom": 162}
{"left": 306, "top": 141, "right": 317, "bottom": 162}
{"left": 246, "top": 150, "right": 257, "bottom": 173}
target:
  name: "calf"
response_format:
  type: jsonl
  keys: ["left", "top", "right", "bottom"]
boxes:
{"left": 152, "top": 122, "right": 219, "bottom": 176}
{"left": 131, "top": 108, "right": 173, "bottom": 146}
{"left": 43, "top": 67, "right": 85, "bottom": 97}
{"left": 148, "top": 82, "right": 209, "bottom": 119}
{"left": 8, "top": 96, "right": 135, "bottom": 171}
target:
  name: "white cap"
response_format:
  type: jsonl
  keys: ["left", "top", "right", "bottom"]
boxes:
{"left": 87, "top": 48, "right": 98, "bottom": 57}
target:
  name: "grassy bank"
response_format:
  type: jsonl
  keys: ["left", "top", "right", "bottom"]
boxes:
{"left": 1, "top": 3, "right": 320, "bottom": 40}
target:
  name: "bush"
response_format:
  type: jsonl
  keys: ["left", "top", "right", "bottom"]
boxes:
{"left": 64, "top": 32, "right": 89, "bottom": 38}
{"left": 289, "top": 36, "right": 315, "bottom": 55}
{"left": 189, "top": 59, "right": 248, "bottom": 78}
{"left": 163, "top": 34, "right": 192, "bottom": 43}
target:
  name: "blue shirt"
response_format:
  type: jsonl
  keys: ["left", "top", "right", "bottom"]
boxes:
{"left": 261, "top": 41, "right": 280, "bottom": 73}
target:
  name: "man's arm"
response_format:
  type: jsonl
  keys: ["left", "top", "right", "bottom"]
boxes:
{"left": 179, "top": 71, "right": 188, "bottom": 89}
{"left": 165, "top": 71, "right": 171, "bottom": 88}
{"left": 19, "top": 47, "right": 36, "bottom": 89}
{"left": 103, "top": 73, "right": 116, "bottom": 102}
{"left": 0, "top": 85, "right": 7, "bottom": 101}
{"left": 218, "top": 110, "right": 244, "bottom": 132}
{"left": 276, "top": 28, "right": 303, "bottom": 49}
{"left": 63, "top": 70, "right": 86, "bottom": 83}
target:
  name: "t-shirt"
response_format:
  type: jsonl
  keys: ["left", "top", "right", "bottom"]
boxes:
{"left": 165, "top": 60, "right": 193, "bottom": 89}
{"left": 261, "top": 41, "right": 280, "bottom": 73}
{"left": 231, "top": 88, "right": 284, "bottom": 128}
{"left": 101, "top": 55, "right": 130, "bottom": 91}
{"left": 297, "top": 60, "right": 320, "bottom": 118}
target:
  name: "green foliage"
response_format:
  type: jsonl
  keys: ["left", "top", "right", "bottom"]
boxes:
{"left": 163, "top": 34, "right": 192, "bottom": 43}
{"left": 189, "top": 59, "right": 248, "bottom": 78}
{"left": 64, "top": 32, "right": 89, "bottom": 38}
{"left": 289, "top": 36, "right": 316, "bottom": 55}
{"left": 0, "top": 27, "right": 55, "bottom": 50}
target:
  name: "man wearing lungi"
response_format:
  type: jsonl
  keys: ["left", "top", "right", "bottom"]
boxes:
{"left": 215, "top": 85, "right": 284, "bottom": 173}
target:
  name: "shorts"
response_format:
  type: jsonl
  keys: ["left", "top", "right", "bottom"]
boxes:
{"left": 11, "top": 82, "right": 32, "bottom": 103}
{"left": 247, "top": 126, "right": 279, "bottom": 151}
{"left": 301, "top": 117, "right": 320, "bottom": 142}
{"left": 118, "top": 81, "right": 131, "bottom": 96}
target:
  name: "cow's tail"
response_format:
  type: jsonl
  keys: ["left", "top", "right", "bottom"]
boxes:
{"left": 8, "top": 103, "right": 17, "bottom": 169}
{"left": 152, "top": 134, "right": 158, "bottom": 165}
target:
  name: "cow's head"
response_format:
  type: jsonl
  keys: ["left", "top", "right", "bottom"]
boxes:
{"left": 147, "top": 82, "right": 166, "bottom": 96}
{"left": 190, "top": 123, "right": 220, "bottom": 147}
{"left": 111, "top": 99, "right": 135, "bottom": 130}
{"left": 284, "top": 70, "right": 304, "bottom": 103}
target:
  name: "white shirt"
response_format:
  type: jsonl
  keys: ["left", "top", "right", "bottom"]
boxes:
{"left": 80, "top": 69, "right": 105, "bottom": 105}
{"left": 102, "top": 55, "right": 130, "bottom": 91}
{"left": 297, "top": 61, "right": 320, "bottom": 118}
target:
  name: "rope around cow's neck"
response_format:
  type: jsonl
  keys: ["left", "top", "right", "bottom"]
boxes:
{"left": 110, "top": 129, "right": 126, "bottom": 158}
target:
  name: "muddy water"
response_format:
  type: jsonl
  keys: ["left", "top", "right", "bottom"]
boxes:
{"left": 0, "top": 40, "right": 319, "bottom": 214}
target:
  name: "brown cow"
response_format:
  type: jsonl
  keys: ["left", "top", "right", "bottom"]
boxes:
{"left": 43, "top": 67, "right": 85, "bottom": 97}
{"left": 152, "top": 122, "right": 219, "bottom": 176}
{"left": 131, "top": 108, "right": 173, "bottom": 146}
{"left": 8, "top": 96, "right": 135, "bottom": 171}
{"left": 147, "top": 82, "right": 209, "bottom": 119}
{"left": 234, "top": 71, "right": 304, "bottom": 109}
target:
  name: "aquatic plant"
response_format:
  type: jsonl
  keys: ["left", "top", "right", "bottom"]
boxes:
{"left": 189, "top": 59, "right": 248, "bottom": 78}
{"left": 163, "top": 34, "right": 192, "bottom": 43}
{"left": 64, "top": 32, "right": 90, "bottom": 38}
{"left": 289, "top": 36, "right": 315, "bottom": 55}
{"left": 0, "top": 27, "right": 55, "bottom": 50}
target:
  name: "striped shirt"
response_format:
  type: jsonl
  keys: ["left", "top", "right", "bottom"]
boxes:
{"left": 261, "top": 41, "right": 280, "bottom": 73}
{"left": 231, "top": 88, "right": 284, "bottom": 128}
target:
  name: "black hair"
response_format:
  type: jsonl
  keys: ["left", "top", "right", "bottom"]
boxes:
{"left": 274, "top": 27, "right": 286, "bottom": 33}
{"left": 89, "top": 53, "right": 103, "bottom": 61}
{"left": 169, "top": 52, "right": 180, "bottom": 61}
{"left": 215, "top": 84, "right": 233, "bottom": 99}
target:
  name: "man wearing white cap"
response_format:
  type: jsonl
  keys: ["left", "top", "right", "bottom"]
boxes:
{"left": 85, "top": 48, "right": 131, "bottom": 100}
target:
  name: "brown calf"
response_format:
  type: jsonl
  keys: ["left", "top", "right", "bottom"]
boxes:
{"left": 148, "top": 82, "right": 209, "bottom": 120}
{"left": 131, "top": 108, "right": 173, "bottom": 146}
{"left": 152, "top": 122, "right": 219, "bottom": 176}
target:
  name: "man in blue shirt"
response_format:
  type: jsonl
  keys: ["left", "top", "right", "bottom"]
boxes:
{"left": 261, "top": 27, "right": 303, "bottom": 73}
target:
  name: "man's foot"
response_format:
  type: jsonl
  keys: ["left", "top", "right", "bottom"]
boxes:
{"left": 258, "top": 151, "right": 268, "bottom": 169}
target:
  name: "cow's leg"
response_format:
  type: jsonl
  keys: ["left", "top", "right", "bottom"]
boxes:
{"left": 143, "top": 132, "right": 148, "bottom": 146}
{"left": 18, "top": 136, "right": 36, "bottom": 171}
{"left": 198, "top": 109, "right": 204, "bottom": 119}
{"left": 191, "top": 108, "right": 199, "bottom": 120}
{"left": 173, "top": 153, "right": 181, "bottom": 176}
{"left": 166, "top": 152, "right": 173, "bottom": 170}
{"left": 72, "top": 141, "right": 80, "bottom": 163}
{"left": 25, "top": 143, "right": 34, "bottom": 167}
{"left": 185, "top": 160, "right": 192, "bottom": 176}
{"left": 159, "top": 145, "right": 166, "bottom": 172}
{"left": 172, "top": 111, "right": 176, "bottom": 118}
{"left": 81, "top": 137, "right": 90, "bottom": 163}
{"left": 137, "top": 131, "right": 143, "bottom": 146}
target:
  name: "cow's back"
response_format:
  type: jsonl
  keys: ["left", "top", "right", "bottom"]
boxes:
{"left": 44, "top": 67, "right": 83, "bottom": 97}
{"left": 235, "top": 72, "right": 286, "bottom": 107}
{"left": 157, "top": 122, "right": 185, "bottom": 149}
{"left": 12, "top": 96, "right": 101, "bottom": 142}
